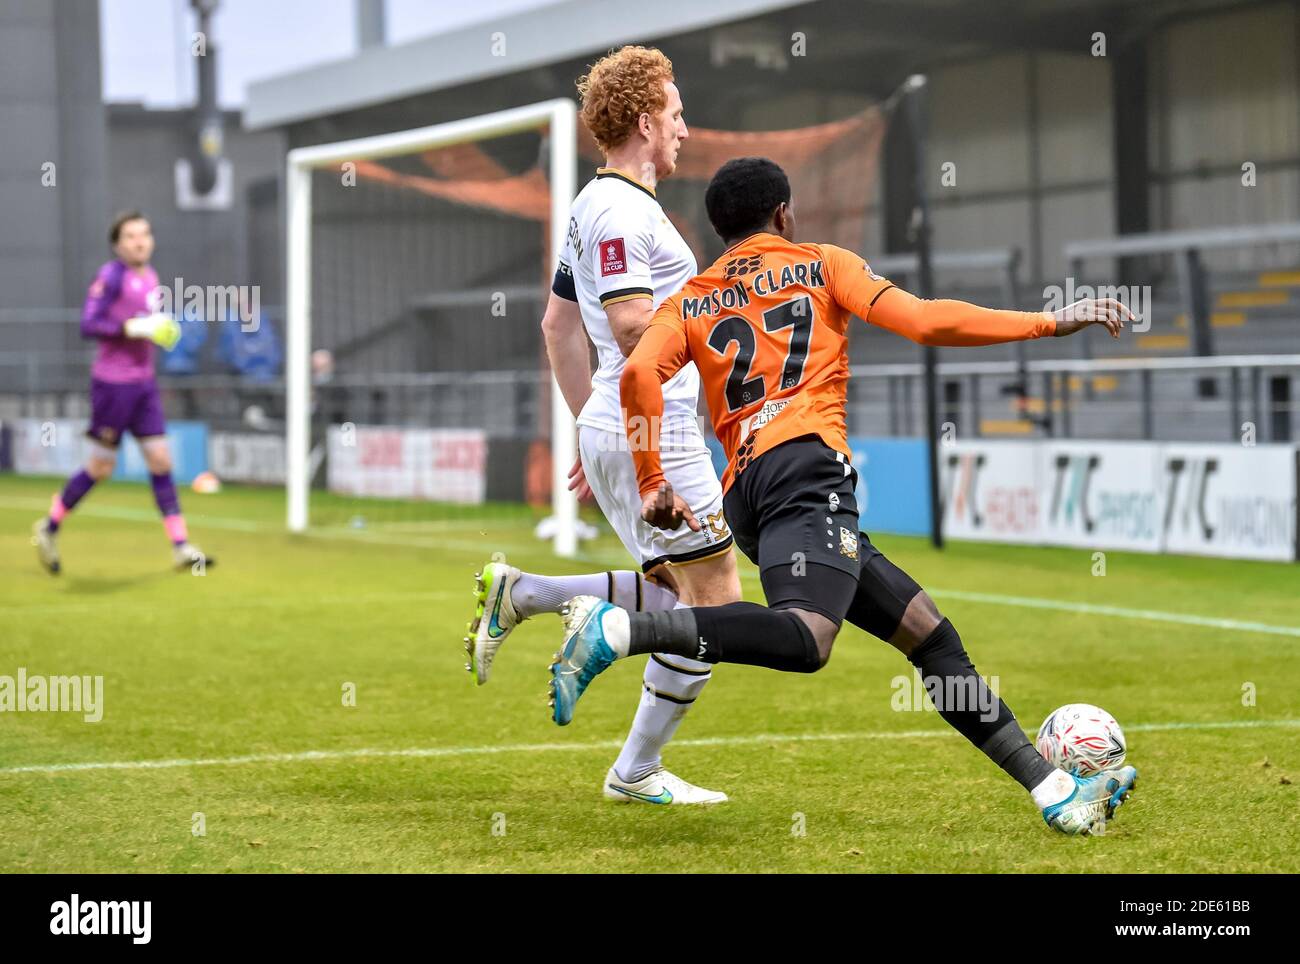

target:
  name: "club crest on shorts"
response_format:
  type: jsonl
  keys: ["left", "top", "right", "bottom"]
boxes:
{"left": 839, "top": 526, "right": 859, "bottom": 560}
{"left": 704, "top": 511, "right": 730, "bottom": 541}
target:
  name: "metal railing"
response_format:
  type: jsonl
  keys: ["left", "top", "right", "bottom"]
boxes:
{"left": 848, "top": 354, "right": 1300, "bottom": 443}
{"left": 5, "top": 355, "right": 1295, "bottom": 450}
{"left": 1064, "top": 221, "right": 1300, "bottom": 365}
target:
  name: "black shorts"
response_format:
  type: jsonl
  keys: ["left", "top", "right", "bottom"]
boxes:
{"left": 724, "top": 434, "right": 924, "bottom": 638}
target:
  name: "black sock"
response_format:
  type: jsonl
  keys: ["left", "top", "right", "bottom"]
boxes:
{"left": 907, "top": 619, "right": 1055, "bottom": 791}
{"left": 627, "top": 602, "right": 821, "bottom": 672}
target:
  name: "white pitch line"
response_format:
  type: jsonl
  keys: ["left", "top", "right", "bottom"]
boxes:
{"left": 931, "top": 588, "right": 1300, "bottom": 638}
{"left": 1, "top": 718, "right": 1295, "bottom": 777}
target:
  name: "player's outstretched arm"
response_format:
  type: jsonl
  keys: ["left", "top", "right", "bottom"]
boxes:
{"left": 822, "top": 244, "right": 1130, "bottom": 347}
{"left": 868, "top": 287, "right": 1130, "bottom": 347}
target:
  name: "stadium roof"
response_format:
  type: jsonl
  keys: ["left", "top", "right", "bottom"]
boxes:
{"left": 244, "top": 0, "right": 816, "bottom": 130}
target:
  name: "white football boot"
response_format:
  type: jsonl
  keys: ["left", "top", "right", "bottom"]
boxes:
{"left": 32, "top": 519, "right": 61, "bottom": 575}
{"left": 603, "top": 765, "right": 729, "bottom": 806}
{"left": 173, "top": 542, "right": 213, "bottom": 572}
{"left": 465, "top": 561, "right": 522, "bottom": 685}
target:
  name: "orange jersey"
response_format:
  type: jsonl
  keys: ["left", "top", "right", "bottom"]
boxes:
{"left": 622, "top": 233, "right": 1057, "bottom": 495}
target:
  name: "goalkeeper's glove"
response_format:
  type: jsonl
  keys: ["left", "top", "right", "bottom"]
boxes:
{"left": 123, "top": 313, "right": 182, "bottom": 351}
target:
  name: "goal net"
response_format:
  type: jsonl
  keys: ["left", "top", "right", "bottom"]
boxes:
{"left": 283, "top": 98, "right": 887, "bottom": 555}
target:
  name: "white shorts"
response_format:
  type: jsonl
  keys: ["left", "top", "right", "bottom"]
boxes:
{"left": 578, "top": 423, "right": 732, "bottom": 572}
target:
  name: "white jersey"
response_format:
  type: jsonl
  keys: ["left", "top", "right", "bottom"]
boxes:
{"left": 553, "top": 167, "right": 699, "bottom": 437}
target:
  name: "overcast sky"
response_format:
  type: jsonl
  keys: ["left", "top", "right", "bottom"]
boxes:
{"left": 100, "top": 0, "right": 552, "bottom": 109}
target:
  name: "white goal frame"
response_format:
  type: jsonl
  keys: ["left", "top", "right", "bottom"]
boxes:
{"left": 284, "top": 98, "right": 579, "bottom": 555}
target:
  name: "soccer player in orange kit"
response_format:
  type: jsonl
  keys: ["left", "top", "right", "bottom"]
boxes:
{"left": 548, "top": 156, "right": 1139, "bottom": 835}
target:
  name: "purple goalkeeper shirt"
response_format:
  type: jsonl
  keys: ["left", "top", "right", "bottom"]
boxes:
{"left": 81, "top": 260, "right": 161, "bottom": 383}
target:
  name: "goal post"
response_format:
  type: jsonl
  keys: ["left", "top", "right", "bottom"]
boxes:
{"left": 283, "top": 98, "right": 579, "bottom": 554}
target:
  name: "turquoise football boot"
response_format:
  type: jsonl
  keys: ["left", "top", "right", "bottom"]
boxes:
{"left": 549, "top": 595, "right": 619, "bottom": 726}
{"left": 1043, "top": 766, "right": 1138, "bottom": 836}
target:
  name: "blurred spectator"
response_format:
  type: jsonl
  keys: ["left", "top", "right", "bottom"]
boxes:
{"left": 159, "top": 308, "right": 208, "bottom": 375}
{"left": 219, "top": 289, "right": 282, "bottom": 381}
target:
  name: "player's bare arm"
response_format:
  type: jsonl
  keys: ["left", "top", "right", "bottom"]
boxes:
{"left": 541, "top": 291, "right": 593, "bottom": 417}
{"left": 604, "top": 297, "right": 656, "bottom": 356}
{"left": 540, "top": 291, "right": 594, "bottom": 498}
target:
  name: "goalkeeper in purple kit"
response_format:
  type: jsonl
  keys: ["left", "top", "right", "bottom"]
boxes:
{"left": 32, "top": 211, "right": 212, "bottom": 574}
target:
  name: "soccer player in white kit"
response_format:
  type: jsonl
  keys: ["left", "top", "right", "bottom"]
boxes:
{"left": 465, "top": 46, "right": 741, "bottom": 805}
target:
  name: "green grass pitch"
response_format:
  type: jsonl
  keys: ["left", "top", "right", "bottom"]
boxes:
{"left": 1, "top": 473, "right": 1296, "bottom": 872}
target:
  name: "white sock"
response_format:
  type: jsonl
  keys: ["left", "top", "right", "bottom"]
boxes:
{"left": 598, "top": 570, "right": 678, "bottom": 658}
{"left": 612, "top": 603, "right": 713, "bottom": 783}
{"left": 1030, "top": 769, "right": 1076, "bottom": 810}
{"left": 510, "top": 569, "right": 676, "bottom": 619}
{"left": 611, "top": 571, "right": 678, "bottom": 612}
{"left": 600, "top": 606, "right": 631, "bottom": 657}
